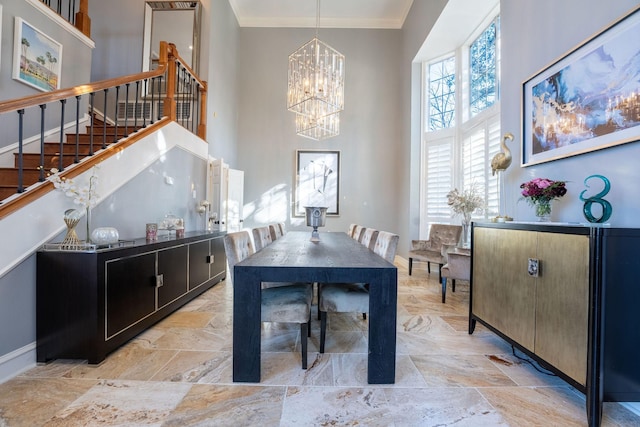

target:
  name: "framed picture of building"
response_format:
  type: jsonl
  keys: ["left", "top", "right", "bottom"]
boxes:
{"left": 522, "top": 5, "right": 640, "bottom": 166}
{"left": 13, "top": 17, "right": 62, "bottom": 92}
{"left": 294, "top": 150, "right": 340, "bottom": 217}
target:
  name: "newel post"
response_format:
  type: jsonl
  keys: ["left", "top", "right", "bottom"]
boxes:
{"left": 198, "top": 81, "right": 208, "bottom": 140}
{"left": 75, "top": 0, "right": 91, "bottom": 38}
{"left": 163, "top": 42, "right": 177, "bottom": 122}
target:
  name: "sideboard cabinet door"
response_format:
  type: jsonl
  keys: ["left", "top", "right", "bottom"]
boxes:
{"left": 472, "top": 227, "right": 537, "bottom": 350}
{"left": 105, "top": 252, "right": 156, "bottom": 338}
{"left": 535, "top": 232, "right": 589, "bottom": 385}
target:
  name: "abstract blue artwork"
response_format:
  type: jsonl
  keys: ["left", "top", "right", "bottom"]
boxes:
{"left": 523, "top": 6, "right": 640, "bottom": 166}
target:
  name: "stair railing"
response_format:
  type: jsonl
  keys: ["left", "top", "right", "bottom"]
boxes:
{"left": 0, "top": 41, "right": 207, "bottom": 219}
{"left": 38, "top": 0, "right": 91, "bottom": 37}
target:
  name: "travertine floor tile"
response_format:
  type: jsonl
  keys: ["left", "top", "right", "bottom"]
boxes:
{"left": 2, "top": 263, "right": 638, "bottom": 426}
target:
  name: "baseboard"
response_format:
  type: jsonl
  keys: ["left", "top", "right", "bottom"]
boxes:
{"left": 0, "top": 342, "right": 36, "bottom": 385}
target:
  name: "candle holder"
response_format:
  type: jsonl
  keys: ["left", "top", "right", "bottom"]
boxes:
{"left": 304, "top": 206, "right": 327, "bottom": 242}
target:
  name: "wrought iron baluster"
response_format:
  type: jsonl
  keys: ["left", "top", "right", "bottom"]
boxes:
{"left": 89, "top": 92, "right": 95, "bottom": 155}
{"left": 74, "top": 95, "right": 81, "bottom": 163}
{"left": 59, "top": 99, "right": 66, "bottom": 171}
{"left": 114, "top": 86, "right": 120, "bottom": 143}
{"left": 102, "top": 89, "right": 108, "bottom": 149}
{"left": 17, "top": 110, "right": 25, "bottom": 193}
{"left": 124, "top": 83, "right": 130, "bottom": 136}
{"left": 39, "top": 105, "right": 47, "bottom": 182}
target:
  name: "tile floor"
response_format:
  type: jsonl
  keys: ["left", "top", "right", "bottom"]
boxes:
{"left": 1, "top": 264, "right": 639, "bottom": 426}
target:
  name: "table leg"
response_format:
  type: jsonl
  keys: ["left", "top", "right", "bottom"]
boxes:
{"left": 367, "top": 268, "right": 397, "bottom": 384}
{"left": 232, "top": 266, "right": 261, "bottom": 382}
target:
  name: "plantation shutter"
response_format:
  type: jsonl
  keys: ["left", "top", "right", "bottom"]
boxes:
{"left": 425, "top": 137, "right": 453, "bottom": 222}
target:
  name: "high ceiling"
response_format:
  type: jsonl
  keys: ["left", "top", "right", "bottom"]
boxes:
{"left": 227, "top": 0, "right": 415, "bottom": 29}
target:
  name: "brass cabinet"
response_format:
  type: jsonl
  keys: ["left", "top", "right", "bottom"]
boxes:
{"left": 470, "top": 223, "right": 640, "bottom": 427}
{"left": 472, "top": 227, "right": 588, "bottom": 384}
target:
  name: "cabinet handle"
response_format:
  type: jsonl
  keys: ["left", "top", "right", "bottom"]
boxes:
{"left": 156, "top": 274, "right": 164, "bottom": 288}
{"left": 206, "top": 255, "right": 214, "bottom": 264}
{"left": 527, "top": 258, "right": 540, "bottom": 277}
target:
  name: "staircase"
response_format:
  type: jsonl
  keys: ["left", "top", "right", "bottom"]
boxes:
{"left": 0, "top": 118, "right": 143, "bottom": 201}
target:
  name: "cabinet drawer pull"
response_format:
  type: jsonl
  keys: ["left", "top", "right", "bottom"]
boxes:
{"left": 206, "top": 255, "right": 214, "bottom": 264}
{"left": 527, "top": 258, "right": 539, "bottom": 277}
{"left": 156, "top": 274, "right": 164, "bottom": 288}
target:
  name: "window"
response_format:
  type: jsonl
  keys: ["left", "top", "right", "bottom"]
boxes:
{"left": 427, "top": 56, "right": 456, "bottom": 131}
{"left": 420, "top": 11, "right": 501, "bottom": 237}
{"left": 470, "top": 16, "right": 500, "bottom": 116}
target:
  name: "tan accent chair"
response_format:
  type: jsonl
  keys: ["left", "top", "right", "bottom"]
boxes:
{"left": 318, "top": 230, "right": 399, "bottom": 353}
{"left": 440, "top": 247, "right": 471, "bottom": 303}
{"left": 348, "top": 223, "right": 357, "bottom": 238}
{"left": 223, "top": 231, "right": 313, "bottom": 369}
{"left": 408, "top": 224, "right": 462, "bottom": 281}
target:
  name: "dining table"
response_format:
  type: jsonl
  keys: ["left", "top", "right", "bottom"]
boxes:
{"left": 232, "top": 231, "right": 398, "bottom": 384}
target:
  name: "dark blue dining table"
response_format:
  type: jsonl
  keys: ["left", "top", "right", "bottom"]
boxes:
{"left": 233, "top": 231, "right": 398, "bottom": 384}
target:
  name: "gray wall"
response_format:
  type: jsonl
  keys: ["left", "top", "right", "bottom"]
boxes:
{"left": 236, "top": 28, "right": 403, "bottom": 238}
{"left": 0, "top": 146, "right": 207, "bottom": 359}
{"left": 0, "top": 1, "right": 93, "bottom": 149}
{"left": 501, "top": 0, "right": 640, "bottom": 225}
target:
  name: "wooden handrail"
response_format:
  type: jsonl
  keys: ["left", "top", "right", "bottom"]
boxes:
{"left": 0, "top": 41, "right": 208, "bottom": 219}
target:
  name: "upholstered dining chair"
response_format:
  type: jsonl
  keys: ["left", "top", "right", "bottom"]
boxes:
{"left": 223, "top": 231, "right": 313, "bottom": 369}
{"left": 348, "top": 223, "right": 357, "bottom": 238}
{"left": 408, "top": 224, "right": 462, "bottom": 281}
{"left": 269, "top": 224, "right": 283, "bottom": 241}
{"left": 277, "top": 222, "right": 286, "bottom": 236}
{"left": 252, "top": 226, "right": 273, "bottom": 251}
{"left": 352, "top": 225, "right": 366, "bottom": 242}
{"left": 440, "top": 247, "right": 471, "bottom": 303}
{"left": 360, "top": 228, "right": 379, "bottom": 250}
{"left": 318, "top": 230, "right": 399, "bottom": 353}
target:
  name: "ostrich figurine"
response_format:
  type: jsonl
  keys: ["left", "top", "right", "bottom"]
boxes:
{"left": 490, "top": 133, "right": 514, "bottom": 221}
{"left": 491, "top": 132, "right": 514, "bottom": 175}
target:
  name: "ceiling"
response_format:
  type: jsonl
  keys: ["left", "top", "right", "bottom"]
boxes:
{"left": 227, "top": 0, "right": 415, "bottom": 29}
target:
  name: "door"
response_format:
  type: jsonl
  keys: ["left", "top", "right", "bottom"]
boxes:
{"left": 226, "top": 168, "right": 244, "bottom": 232}
{"left": 157, "top": 245, "right": 189, "bottom": 307}
{"left": 473, "top": 227, "right": 537, "bottom": 350}
{"left": 534, "top": 232, "right": 589, "bottom": 385}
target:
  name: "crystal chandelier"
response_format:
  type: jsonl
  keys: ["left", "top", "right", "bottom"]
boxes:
{"left": 288, "top": 0, "right": 345, "bottom": 140}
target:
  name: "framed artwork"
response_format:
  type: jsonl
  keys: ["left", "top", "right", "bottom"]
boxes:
{"left": 522, "top": 6, "right": 640, "bottom": 166}
{"left": 13, "top": 17, "right": 62, "bottom": 92}
{"left": 294, "top": 150, "right": 340, "bottom": 217}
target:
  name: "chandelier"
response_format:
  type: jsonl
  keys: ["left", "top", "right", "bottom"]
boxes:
{"left": 287, "top": 0, "right": 345, "bottom": 140}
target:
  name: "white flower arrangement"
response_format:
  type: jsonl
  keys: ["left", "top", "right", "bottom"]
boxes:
{"left": 446, "top": 185, "right": 484, "bottom": 223}
{"left": 49, "top": 167, "right": 100, "bottom": 209}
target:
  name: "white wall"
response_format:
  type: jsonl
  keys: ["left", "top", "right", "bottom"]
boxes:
{"left": 501, "top": 0, "right": 640, "bottom": 225}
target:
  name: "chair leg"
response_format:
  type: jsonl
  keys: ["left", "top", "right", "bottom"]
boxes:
{"left": 320, "top": 311, "right": 327, "bottom": 353}
{"left": 438, "top": 264, "right": 443, "bottom": 282}
{"left": 441, "top": 277, "right": 447, "bottom": 303}
{"left": 301, "top": 323, "right": 308, "bottom": 369}
{"left": 427, "top": 262, "right": 431, "bottom": 274}
{"left": 362, "top": 313, "right": 366, "bottom": 320}
{"left": 452, "top": 279, "right": 456, "bottom": 292}
{"left": 409, "top": 258, "right": 413, "bottom": 275}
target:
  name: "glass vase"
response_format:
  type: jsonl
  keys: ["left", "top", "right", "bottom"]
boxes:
{"left": 534, "top": 199, "right": 552, "bottom": 221}
{"left": 85, "top": 206, "right": 92, "bottom": 243}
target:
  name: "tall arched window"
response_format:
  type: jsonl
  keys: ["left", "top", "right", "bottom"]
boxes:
{"left": 420, "top": 9, "right": 501, "bottom": 236}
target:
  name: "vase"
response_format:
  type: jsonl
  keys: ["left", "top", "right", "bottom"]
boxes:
{"left": 534, "top": 199, "right": 552, "bottom": 221}
{"left": 461, "top": 213, "right": 471, "bottom": 247}
{"left": 85, "top": 207, "right": 92, "bottom": 243}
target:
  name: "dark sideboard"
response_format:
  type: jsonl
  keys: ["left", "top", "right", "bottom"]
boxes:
{"left": 36, "top": 231, "right": 226, "bottom": 364}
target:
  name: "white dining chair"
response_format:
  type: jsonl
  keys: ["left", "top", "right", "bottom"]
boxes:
{"left": 318, "top": 230, "right": 399, "bottom": 353}
{"left": 223, "top": 231, "right": 313, "bottom": 369}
